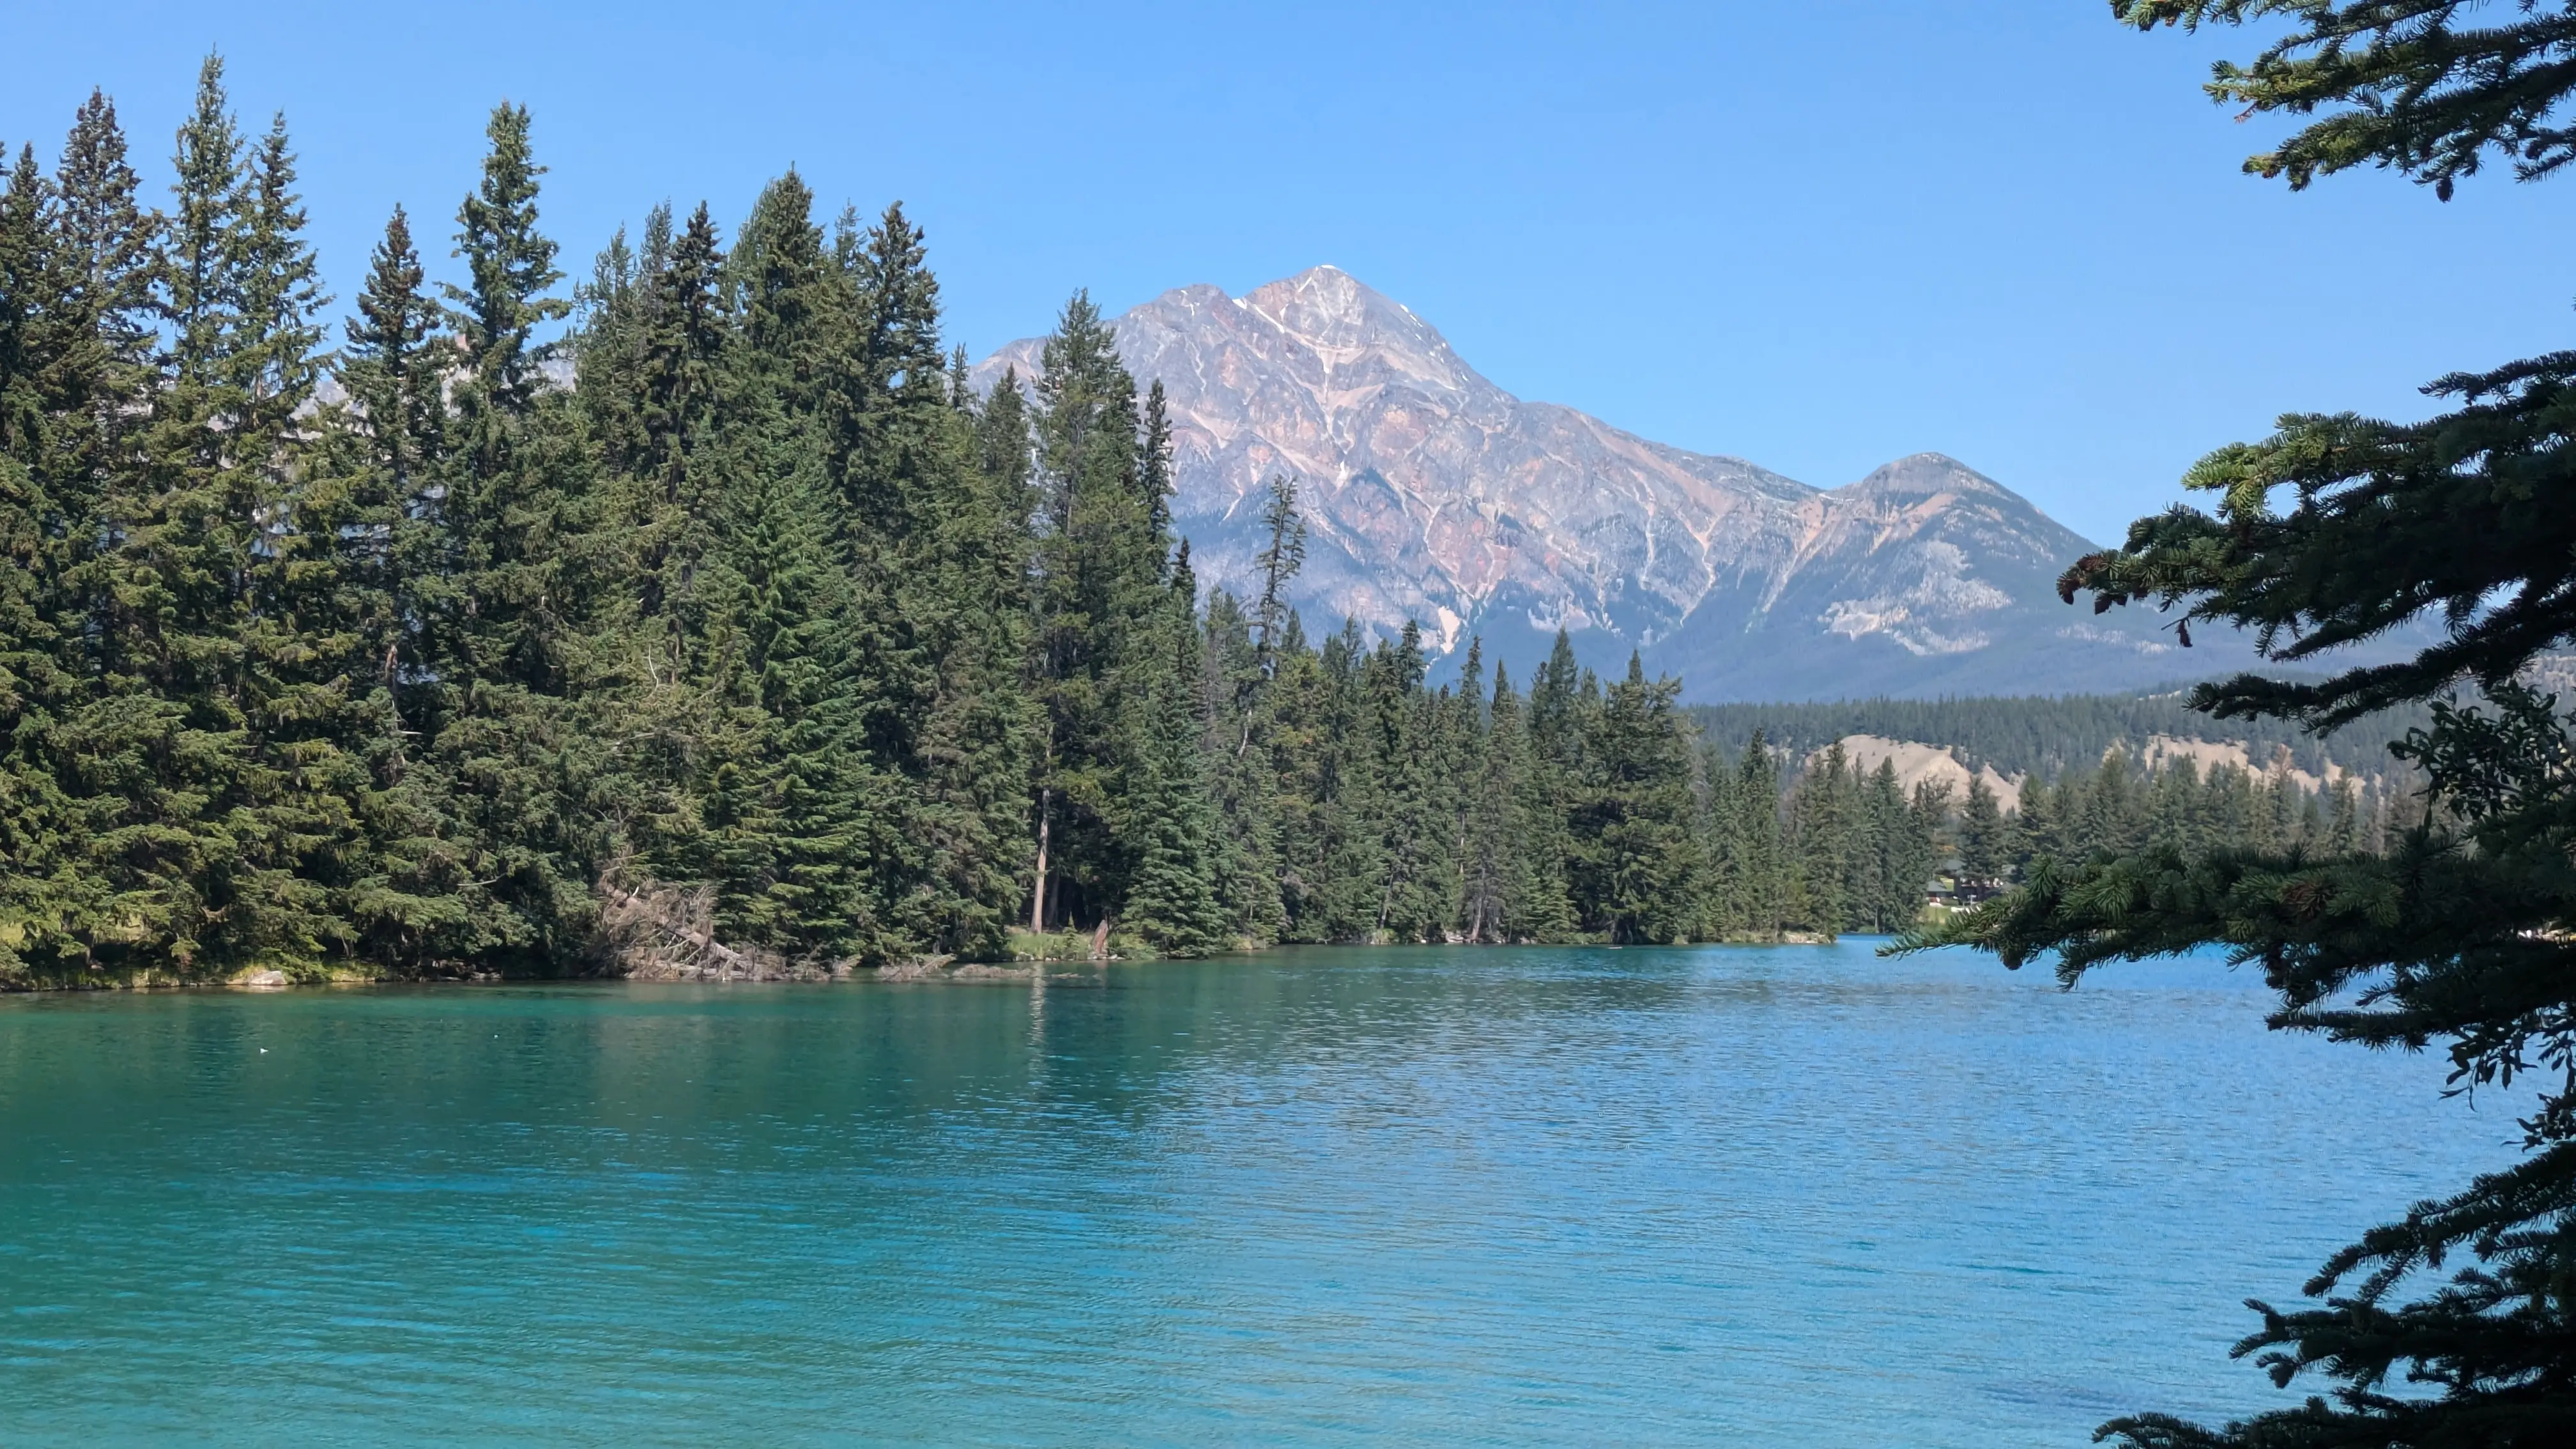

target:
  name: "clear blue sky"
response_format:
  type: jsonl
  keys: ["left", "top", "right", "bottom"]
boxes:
{"left": 6, "top": 0, "right": 2568, "bottom": 543}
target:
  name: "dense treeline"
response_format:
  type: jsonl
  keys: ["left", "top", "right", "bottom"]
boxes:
{"left": 1692, "top": 734, "right": 2412, "bottom": 937}
{"left": 0, "top": 64, "right": 2429, "bottom": 981}
{"left": 1958, "top": 750, "right": 2412, "bottom": 894}
{"left": 0, "top": 65, "right": 1770, "bottom": 979}
{"left": 1690, "top": 690, "right": 2430, "bottom": 781}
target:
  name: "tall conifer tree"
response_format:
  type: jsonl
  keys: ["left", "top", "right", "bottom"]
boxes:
{"left": 422, "top": 100, "right": 597, "bottom": 970}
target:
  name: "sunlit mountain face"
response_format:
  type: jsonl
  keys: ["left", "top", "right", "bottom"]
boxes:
{"left": 979, "top": 266, "right": 2225, "bottom": 700}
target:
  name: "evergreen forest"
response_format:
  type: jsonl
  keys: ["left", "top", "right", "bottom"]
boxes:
{"left": 15, "top": 19, "right": 2575, "bottom": 1441}
{"left": 0, "top": 61, "right": 1786, "bottom": 983}
{"left": 1690, "top": 689, "right": 2432, "bottom": 782}
{"left": 0, "top": 60, "right": 2446, "bottom": 986}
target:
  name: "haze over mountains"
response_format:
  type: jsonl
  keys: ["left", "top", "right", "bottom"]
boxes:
{"left": 977, "top": 266, "right": 2236, "bottom": 701}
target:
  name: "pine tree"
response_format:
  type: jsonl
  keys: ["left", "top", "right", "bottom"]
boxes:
{"left": 1252, "top": 472, "right": 1305, "bottom": 666}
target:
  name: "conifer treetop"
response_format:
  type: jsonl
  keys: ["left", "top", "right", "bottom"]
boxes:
{"left": 447, "top": 102, "right": 565, "bottom": 404}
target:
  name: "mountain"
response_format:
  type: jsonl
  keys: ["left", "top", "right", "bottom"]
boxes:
{"left": 974, "top": 265, "right": 2239, "bottom": 700}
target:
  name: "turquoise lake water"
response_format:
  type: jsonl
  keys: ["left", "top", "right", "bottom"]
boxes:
{"left": 0, "top": 943, "right": 2513, "bottom": 1446}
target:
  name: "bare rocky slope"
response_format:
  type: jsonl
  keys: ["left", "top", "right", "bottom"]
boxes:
{"left": 976, "top": 265, "right": 2244, "bottom": 700}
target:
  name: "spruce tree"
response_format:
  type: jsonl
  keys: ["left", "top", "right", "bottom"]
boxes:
{"left": 420, "top": 100, "right": 599, "bottom": 970}
{"left": 44, "top": 88, "right": 156, "bottom": 530}
{"left": 0, "top": 96, "right": 163, "bottom": 977}
{"left": 1733, "top": 732, "right": 1788, "bottom": 939}
{"left": 1505, "top": 630, "right": 1586, "bottom": 940}
{"left": 1787, "top": 742, "right": 1853, "bottom": 937}
{"left": 1901, "top": 778, "right": 1949, "bottom": 928}
{"left": 315, "top": 204, "right": 471, "bottom": 967}
{"left": 232, "top": 105, "right": 414, "bottom": 973}
{"left": 1850, "top": 759, "right": 1901, "bottom": 930}
{"left": 1024, "top": 291, "right": 1156, "bottom": 931}
{"left": 0, "top": 141, "right": 79, "bottom": 976}
{"left": 1568, "top": 653, "right": 1700, "bottom": 944}
{"left": 342, "top": 208, "right": 440, "bottom": 494}
{"left": 1265, "top": 610, "right": 1342, "bottom": 940}
{"left": 66, "top": 56, "right": 293, "bottom": 969}
{"left": 1118, "top": 551, "right": 1230, "bottom": 955}
{"left": 1504, "top": 664, "right": 1581, "bottom": 944}
{"left": 836, "top": 200, "right": 1033, "bottom": 960}
{"left": 0, "top": 62, "right": 1758, "bottom": 985}
{"left": 1955, "top": 773, "right": 2008, "bottom": 893}
{"left": 1201, "top": 590, "right": 1286, "bottom": 942}
{"left": 1368, "top": 622, "right": 1454, "bottom": 940}
{"left": 1310, "top": 618, "right": 1388, "bottom": 939}
{"left": 1252, "top": 472, "right": 1306, "bottom": 666}
{"left": 1924, "top": 6, "right": 2576, "bottom": 1441}
{"left": 1462, "top": 659, "right": 1523, "bottom": 942}
{"left": 630, "top": 200, "right": 726, "bottom": 620}
{"left": 684, "top": 417, "right": 877, "bottom": 960}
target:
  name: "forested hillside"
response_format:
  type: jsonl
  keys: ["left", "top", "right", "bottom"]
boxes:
{"left": 1690, "top": 693, "right": 2427, "bottom": 923}
{"left": 1691, "top": 693, "right": 2430, "bottom": 781}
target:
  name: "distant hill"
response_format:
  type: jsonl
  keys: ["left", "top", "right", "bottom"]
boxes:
{"left": 1687, "top": 691, "right": 2435, "bottom": 785}
{"left": 977, "top": 265, "right": 2271, "bottom": 699}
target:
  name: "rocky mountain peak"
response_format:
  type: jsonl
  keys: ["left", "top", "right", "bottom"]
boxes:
{"left": 1239, "top": 266, "right": 1457, "bottom": 367}
{"left": 977, "top": 269, "right": 2230, "bottom": 699}
{"left": 1840, "top": 452, "right": 2021, "bottom": 502}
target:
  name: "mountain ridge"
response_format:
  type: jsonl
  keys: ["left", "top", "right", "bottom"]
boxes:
{"left": 976, "top": 265, "right": 2227, "bottom": 699}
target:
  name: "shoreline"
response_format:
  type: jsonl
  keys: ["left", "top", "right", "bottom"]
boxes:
{"left": 0, "top": 931, "right": 1844, "bottom": 995}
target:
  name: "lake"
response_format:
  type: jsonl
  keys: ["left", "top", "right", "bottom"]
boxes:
{"left": 0, "top": 943, "right": 2511, "bottom": 1446}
